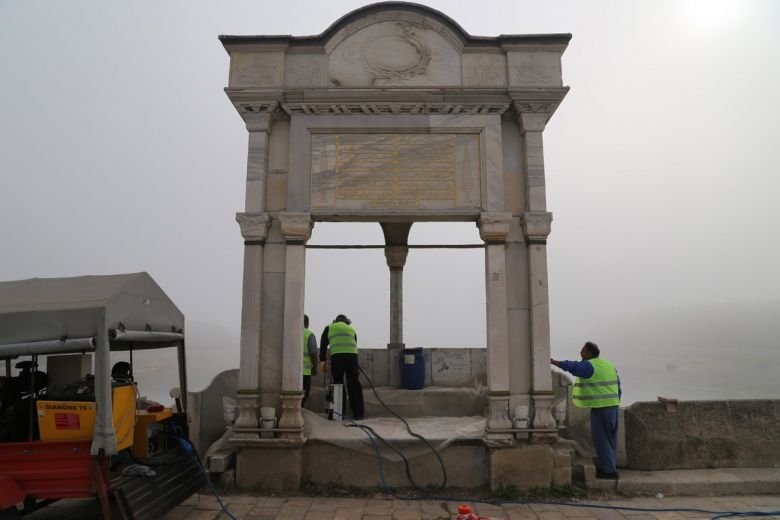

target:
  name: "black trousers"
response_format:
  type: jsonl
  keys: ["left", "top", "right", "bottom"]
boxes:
{"left": 330, "top": 353, "right": 364, "bottom": 418}
{"left": 302, "top": 375, "right": 311, "bottom": 409}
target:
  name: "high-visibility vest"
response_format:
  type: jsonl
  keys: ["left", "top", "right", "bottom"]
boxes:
{"left": 572, "top": 357, "right": 620, "bottom": 408}
{"left": 303, "top": 328, "right": 313, "bottom": 376}
{"left": 328, "top": 321, "right": 357, "bottom": 355}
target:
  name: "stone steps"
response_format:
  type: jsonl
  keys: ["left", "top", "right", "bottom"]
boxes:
{"left": 573, "top": 455, "right": 780, "bottom": 496}
{"left": 616, "top": 467, "right": 780, "bottom": 496}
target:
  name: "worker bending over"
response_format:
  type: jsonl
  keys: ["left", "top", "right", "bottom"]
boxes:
{"left": 319, "top": 314, "right": 364, "bottom": 420}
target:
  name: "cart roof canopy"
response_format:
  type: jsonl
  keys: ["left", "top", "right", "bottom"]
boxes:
{"left": 0, "top": 272, "right": 185, "bottom": 455}
{"left": 0, "top": 272, "right": 184, "bottom": 347}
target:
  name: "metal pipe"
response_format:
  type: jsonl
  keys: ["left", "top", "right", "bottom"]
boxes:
{"left": 232, "top": 427, "right": 305, "bottom": 433}
{"left": 0, "top": 337, "right": 95, "bottom": 357}
{"left": 306, "top": 244, "right": 484, "bottom": 249}
{"left": 109, "top": 330, "right": 184, "bottom": 342}
{"left": 484, "top": 428, "right": 559, "bottom": 433}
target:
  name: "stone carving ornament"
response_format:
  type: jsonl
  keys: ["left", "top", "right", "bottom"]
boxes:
{"left": 339, "top": 21, "right": 432, "bottom": 84}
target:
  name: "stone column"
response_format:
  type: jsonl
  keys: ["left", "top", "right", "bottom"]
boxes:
{"left": 520, "top": 212, "right": 556, "bottom": 438}
{"left": 478, "top": 212, "right": 514, "bottom": 446}
{"left": 384, "top": 246, "right": 409, "bottom": 350}
{"left": 518, "top": 110, "right": 557, "bottom": 440}
{"left": 277, "top": 212, "right": 312, "bottom": 439}
{"left": 233, "top": 213, "right": 271, "bottom": 439}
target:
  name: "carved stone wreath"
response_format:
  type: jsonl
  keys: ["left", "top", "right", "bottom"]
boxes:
{"left": 361, "top": 22, "right": 431, "bottom": 81}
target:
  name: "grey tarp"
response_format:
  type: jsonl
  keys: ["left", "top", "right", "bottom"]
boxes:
{"left": 0, "top": 272, "right": 184, "bottom": 455}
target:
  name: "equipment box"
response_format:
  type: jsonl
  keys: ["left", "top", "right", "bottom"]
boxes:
{"left": 37, "top": 381, "right": 136, "bottom": 451}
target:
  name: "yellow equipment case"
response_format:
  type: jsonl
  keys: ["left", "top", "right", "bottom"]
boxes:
{"left": 37, "top": 379, "right": 136, "bottom": 451}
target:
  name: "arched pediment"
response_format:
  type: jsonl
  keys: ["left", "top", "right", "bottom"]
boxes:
{"left": 320, "top": 2, "right": 470, "bottom": 53}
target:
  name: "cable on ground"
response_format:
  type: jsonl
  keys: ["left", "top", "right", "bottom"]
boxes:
{"left": 339, "top": 387, "right": 779, "bottom": 520}
{"left": 165, "top": 426, "right": 238, "bottom": 520}
{"left": 355, "top": 364, "right": 448, "bottom": 491}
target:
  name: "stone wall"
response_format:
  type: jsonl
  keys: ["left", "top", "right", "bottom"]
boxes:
{"left": 313, "top": 347, "right": 487, "bottom": 389}
{"left": 624, "top": 399, "right": 780, "bottom": 470}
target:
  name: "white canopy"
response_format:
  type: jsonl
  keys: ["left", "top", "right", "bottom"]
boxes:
{"left": 0, "top": 272, "right": 185, "bottom": 455}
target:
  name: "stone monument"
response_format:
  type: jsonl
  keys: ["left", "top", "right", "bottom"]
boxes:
{"left": 220, "top": 2, "right": 570, "bottom": 489}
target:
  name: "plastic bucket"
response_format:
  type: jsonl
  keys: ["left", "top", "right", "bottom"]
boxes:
{"left": 399, "top": 347, "right": 425, "bottom": 390}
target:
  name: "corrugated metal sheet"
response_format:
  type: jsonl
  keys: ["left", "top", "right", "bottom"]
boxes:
{"left": 114, "top": 448, "right": 205, "bottom": 520}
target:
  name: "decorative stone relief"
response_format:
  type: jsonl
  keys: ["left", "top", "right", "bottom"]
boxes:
{"left": 520, "top": 211, "right": 553, "bottom": 241}
{"left": 236, "top": 212, "right": 271, "bottom": 241}
{"left": 478, "top": 212, "right": 513, "bottom": 242}
{"left": 278, "top": 213, "right": 312, "bottom": 242}
{"left": 310, "top": 133, "right": 481, "bottom": 211}
{"left": 508, "top": 52, "right": 561, "bottom": 87}
{"left": 462, "top": 53, "right": 506, "bottom": 87}
{"left": 284, "top": 54, "right": 327, "bottom": 87}
{"left": 279, "top": 103, "right": 508, "bottom": 116}
{"left": 329, "top": 20, "right": 461, "bottom": 87}
{"left": 229, "top": 52, "right": 284, "bottom": 88}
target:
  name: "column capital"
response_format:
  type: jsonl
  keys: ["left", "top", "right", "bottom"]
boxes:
{"left": 384, "top": 246, "right": 409, "bottom": 270}
{"left": 279, "top": 212, "right": 312, "bottom": 243}
{"left": 236, "top": 212, "right": 271, "bottom": 242}
{"left": 478, "top": 212, "right": 513, "bottom": 243}
{"left": 520, "top": 211, "right": 553, "bottom": 241}
{"left": 517, "top": 112, "right": 548, "bottom": 134}
{"left": 243, "top": 103, "right": 285, "bottom": 132}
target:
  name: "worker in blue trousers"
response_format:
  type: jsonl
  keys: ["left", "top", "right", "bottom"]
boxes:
{"left": 551, "top": 341, "right": 621, "bottom": 479}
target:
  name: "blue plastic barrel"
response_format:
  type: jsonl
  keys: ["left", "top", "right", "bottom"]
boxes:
{"left": 400, "top": 347, "right": 425, "bottom": 390}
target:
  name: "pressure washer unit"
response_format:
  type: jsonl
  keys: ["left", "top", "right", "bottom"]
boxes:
{"left": 325, "top": 383, "right": 343, "bottom": 421}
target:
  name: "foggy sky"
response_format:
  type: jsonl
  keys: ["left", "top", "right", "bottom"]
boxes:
{"left": 1, "top": 0, "right": 778, "bottom": 401}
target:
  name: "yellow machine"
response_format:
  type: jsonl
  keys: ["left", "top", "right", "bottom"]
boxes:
{"left": 37, "top": 382, "right": 137, "bottom": 451}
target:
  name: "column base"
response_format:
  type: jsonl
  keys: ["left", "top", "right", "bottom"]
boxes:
{"left": 531, "top": 393, "right": 558, "bottom": 444}
{"left": 278, "top": 391, "right": 305, "bottom": 440}
{"left": 232, "top": 390, "right": 260, "bottom": 441}
{"left": 485, "top": 392, "right": 514, "bottom": 447}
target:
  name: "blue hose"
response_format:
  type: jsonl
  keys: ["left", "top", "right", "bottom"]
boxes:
{"left": 166, "top": 427, "right": 239, "bottom": 520}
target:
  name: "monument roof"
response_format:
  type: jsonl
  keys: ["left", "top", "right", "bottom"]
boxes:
{"left": 219, "top": 1, "right": 571, "bottom": 50}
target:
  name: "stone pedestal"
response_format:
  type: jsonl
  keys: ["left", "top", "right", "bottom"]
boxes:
{"left": 489, "top": 444, "right": 555, "bottom": 491}
{"left": 236, "top": 446, "right": 302, "bottom": 491}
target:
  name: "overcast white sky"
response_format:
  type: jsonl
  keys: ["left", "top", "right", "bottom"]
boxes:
{"left": 1, "top": 0, "right": 778, "bottom": 401}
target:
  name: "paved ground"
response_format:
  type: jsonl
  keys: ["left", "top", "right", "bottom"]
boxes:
{"left": 20, "top": 492, "right": 780, "bottom": 520}
{"left": 155, "top": 494, "right": 780, "bottom": 520}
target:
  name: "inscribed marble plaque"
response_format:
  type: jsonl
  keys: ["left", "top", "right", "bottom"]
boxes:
{"left": 310, "top": 133, "right": 481, "bottom": 210}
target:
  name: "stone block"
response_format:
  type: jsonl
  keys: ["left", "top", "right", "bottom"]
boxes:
{"left": 553, "top": 465, "right": 571, "bottom": 486}
{"left": 236, "top": 447, "right": 302, "bottom": 491}
{"left": 489, "top": 444, "right": 554, "bottom": 491}
{"left": 624, "top": 400, "right": 780, "bottom": 470}
{"left": 554, "top": 449, "right": 571, "bottom": 467}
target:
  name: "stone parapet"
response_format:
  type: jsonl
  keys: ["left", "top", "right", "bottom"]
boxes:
{"left": 625, "top": 399, "right": 780, "bottom": 470}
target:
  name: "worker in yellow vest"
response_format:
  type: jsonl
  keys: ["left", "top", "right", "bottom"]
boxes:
{"left": 302, "top": 314, "right": 318, "bottom": 409}
{"left": 319, "top": 314, "right": 364, "bottom": 419}
{"left": 552, "top": 341, "right": 621, "bottom": 479}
